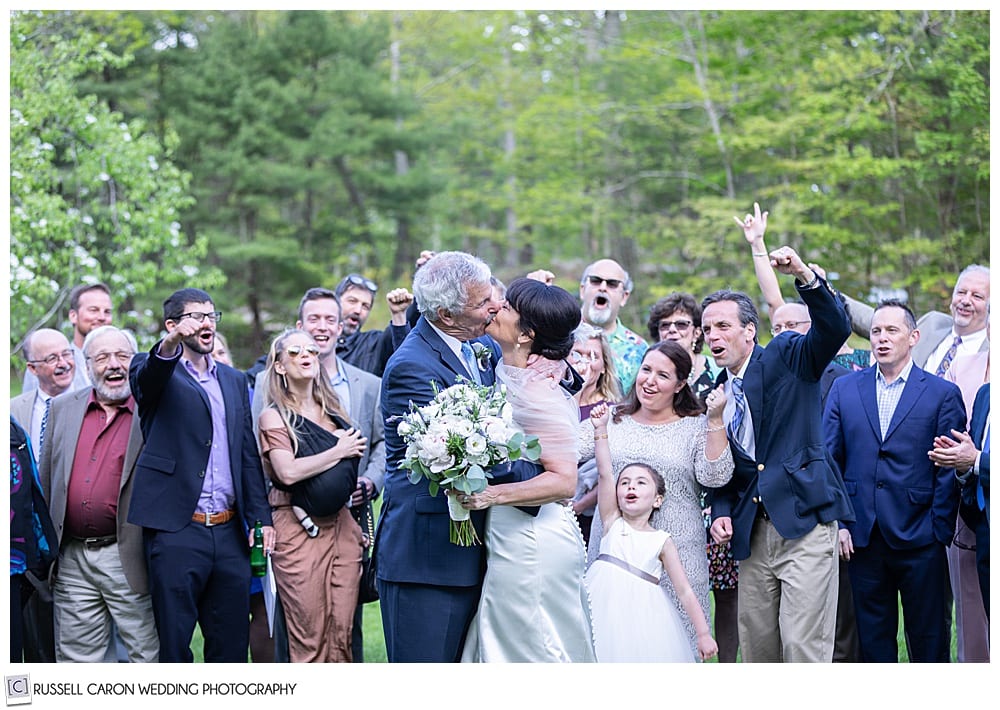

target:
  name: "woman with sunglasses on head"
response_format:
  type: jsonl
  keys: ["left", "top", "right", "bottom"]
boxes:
{"left": 257, "top": 329, "right": 368, "bottom": 662}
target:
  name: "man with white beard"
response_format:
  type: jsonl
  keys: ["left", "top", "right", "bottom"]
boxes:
{"left": 578, "top": 258, "right": 648, "bottom": 393}
{"left": 38, "top": 325, "right": 158, "bottom": 662}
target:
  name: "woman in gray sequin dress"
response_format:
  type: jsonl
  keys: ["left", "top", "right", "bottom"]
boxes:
{"left": 579, "top": 340, "right": 733, "bottom": 654}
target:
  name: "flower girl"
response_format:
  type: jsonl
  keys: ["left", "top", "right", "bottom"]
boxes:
{"left": 584, "top": 402, "right": 718, "bottom": 662}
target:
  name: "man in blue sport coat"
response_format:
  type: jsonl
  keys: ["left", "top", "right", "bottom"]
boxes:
{"left": 128, "top": 288, "right": 274, "bottom": 662}
{"left": 704, "top": 210, "right": 854, "bottom": 662}
{"left": 825, "top": 299, "right": 966, "bottom": 661}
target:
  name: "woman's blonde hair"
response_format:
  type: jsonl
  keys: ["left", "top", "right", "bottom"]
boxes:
{"left": 262, "top": 328, "right": 351, "bottom": 454}
{"left": 573, "top": 324, "right": 621, "bottom": 403}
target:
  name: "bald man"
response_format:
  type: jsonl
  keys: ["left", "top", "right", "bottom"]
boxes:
{"left": 578, "top": 258, "right": 648, "bottom": 393}
{"left": 11, "top": 329, "right": 77, "bottom": 452}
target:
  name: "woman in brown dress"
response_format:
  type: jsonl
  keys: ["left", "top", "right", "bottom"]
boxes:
{"left": 258, "top": 329, "right": 367, "bottom": 662}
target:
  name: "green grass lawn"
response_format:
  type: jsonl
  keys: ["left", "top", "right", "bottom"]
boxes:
{"left": 193, "top": 592, "right": 956, "bottom": 662}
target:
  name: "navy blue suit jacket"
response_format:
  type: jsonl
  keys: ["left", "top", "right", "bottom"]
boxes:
{"left": 824, "top": 363, "right": 966, "bottom": 549}
{"left": 376, "top": 317, "right": 500, "bottom": 587}
{"left": 127, "top": 345, "right": 272, "bottom": 533}
{"left": 960, "top": 383, "right": 990, "bottom": 526}
{"left": 710, "top": 277, "right": 855, "bottom": 560}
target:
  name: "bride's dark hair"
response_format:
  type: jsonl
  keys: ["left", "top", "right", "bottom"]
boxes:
{"left": 505, "top": 277, "right": 581, "bottom": 361}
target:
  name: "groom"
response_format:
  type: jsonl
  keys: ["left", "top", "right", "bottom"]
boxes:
{"left": 377, "top": 251, "right": 505, "bottom": 662}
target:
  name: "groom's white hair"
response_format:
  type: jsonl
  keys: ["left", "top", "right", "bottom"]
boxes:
{"left": 413, "top": 251, "right": 492, "bottom": 322}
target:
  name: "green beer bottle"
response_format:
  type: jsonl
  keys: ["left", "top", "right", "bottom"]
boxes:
{"left": 250, "top": 520, "right": 267, "bottom": 577}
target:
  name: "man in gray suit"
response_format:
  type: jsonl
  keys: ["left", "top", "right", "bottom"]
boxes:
{"left": 11, "top": 329, "right": 78, "bottom": 453}
{"left": 252, "top": 287, "right": 385, "bottom": 661}
{"left": 37, "top": 325, "right": 158, "bottom": 662}
{"left": 842, "top": 265, "right": 989, "bottom": 374}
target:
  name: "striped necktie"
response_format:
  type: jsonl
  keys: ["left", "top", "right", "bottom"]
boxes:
{"left": 934, "top": 335, "right": 962, "bottom": 377}
{"left": 39, "top": 397, "right": 52, "bottom": 451}
{"left": 728, "top": 377, "right": 748, "bottom": 452}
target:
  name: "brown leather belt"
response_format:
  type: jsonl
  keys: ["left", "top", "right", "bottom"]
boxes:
{"left": 192, "top": 510, "right": 236, "bottom": 527}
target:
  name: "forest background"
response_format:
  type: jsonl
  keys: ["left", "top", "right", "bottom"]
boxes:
{"left": 9, "top": 9, "right": 990, "bottom": 374}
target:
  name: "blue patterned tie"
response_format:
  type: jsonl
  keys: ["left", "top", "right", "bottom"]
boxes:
{"left": 934, "top": 335, "right": 962, "bottom": 377}
{"left": 728, "top": 377, "right": 748, "bottom": 452}
{"left": 461, "top": 341, "right": 482, "bottom": 385}
{"left": 39, "top": 397, "right": 52, "bottom": 451}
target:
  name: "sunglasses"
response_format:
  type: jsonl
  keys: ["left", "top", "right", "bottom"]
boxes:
{"left": 659, "top": 319, "right": 693, "bottom": 332}
{"left": 338, "top": 273, "right": 378, "bottom": 294}
{"left": 585, "top": 275, "right": 624, "bottom": 289}
{"left": 285, "top": 344, "right": 320, "bottom": 358}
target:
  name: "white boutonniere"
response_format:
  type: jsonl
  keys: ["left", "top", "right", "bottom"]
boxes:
{"left": 471, "top": 343, "right": 492, "bottom": 372}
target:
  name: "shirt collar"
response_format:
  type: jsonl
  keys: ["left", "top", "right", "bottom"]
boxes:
{"left": 182, "top": 354, "right": 217, "bottom": 378}
{"left": 86, "top": 389, "right": 135, "bottom": 413}
{"left": 427, "top": 320, "right": 465, "bottom": 360}
{"left": 953, "top": 326, "right": 987, "bottom": 350}
{"left": 877, "top": 357, "right": 914, "bottom": 386}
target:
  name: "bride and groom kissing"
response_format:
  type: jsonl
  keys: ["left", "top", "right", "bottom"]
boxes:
{"left": 376, "top": 251, "right": 595, "bottom": 663}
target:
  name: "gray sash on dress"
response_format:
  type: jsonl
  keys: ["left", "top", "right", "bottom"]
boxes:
{"left": 596, "top": 553, "right": 659, "bottom": 585}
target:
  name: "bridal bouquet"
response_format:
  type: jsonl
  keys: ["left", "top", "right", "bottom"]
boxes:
{"left": 397, "top": 379, "right": 541, "bottom": 546}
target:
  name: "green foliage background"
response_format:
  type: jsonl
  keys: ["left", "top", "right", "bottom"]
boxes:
{"left": 9, "top": 10, "right": 989, "bottom": 372}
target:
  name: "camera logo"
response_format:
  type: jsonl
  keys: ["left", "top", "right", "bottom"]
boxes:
{"left": 5, "top": 676, "right": 31, "bottom": 706}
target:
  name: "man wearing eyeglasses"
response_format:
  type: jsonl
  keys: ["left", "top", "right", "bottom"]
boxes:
{"left": 578, "top": 259, "right": 648, "bottom": 394}
{"left": 11, "top": 329, "right": 77, "bottom": 453}
{"left": 334, "top": 273, "right": 414, "bottom": 377}
{"left": 37, "top": 325, "right": 158, "bottom": 662}
{"left": 23, "top": 283, "right": 113, "bottom": 393}
{"left": 128, "top": 288, "right": 274, "bottom": 662}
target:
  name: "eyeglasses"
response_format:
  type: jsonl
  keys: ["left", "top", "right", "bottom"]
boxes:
{"left": 338, "top": 273, "right": 378, "bottom": 294}
{"left": 28, "top": 349, "right": 74, "bottom": 366}
{"left": 658, "top": 319, "right": 693, "bottom": 333}
{"left": 285, "top": 344, "right": 320, "bottom": 358}
{"left": 177, "top": 311, "right": 222, "bottom": 324}
{"left": 585, "top": 275, "right": 623, "bottom": 290}
{"left": 87, "top": 350, "right": 134, "bottom": 366}
{"left": 570, "top": 351, "right": 600, "bottom": 365}
{"left": 771, "top": 320, "right": 811, "bottom": 335}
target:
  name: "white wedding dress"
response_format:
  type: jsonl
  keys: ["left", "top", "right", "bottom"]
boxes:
{"left": 461, "top": 362, "right": 596, "bottom": 662}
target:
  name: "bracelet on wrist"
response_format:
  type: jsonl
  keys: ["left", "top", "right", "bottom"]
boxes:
{"left": 751, "top": 252, "right": 768, "bottom": 257}
{"left": 799, "top": 270, "right": 819, "bottom": 289}
{"left": 706, "top": 423, "right": 726, "bottom": 433}
{"left": 594, "top": 433, "right": 608, "bottom": 440}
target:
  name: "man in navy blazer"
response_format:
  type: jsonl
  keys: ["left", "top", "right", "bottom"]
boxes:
{"left": 930, "top": 382, "right": 990, "bottom": 619}
{"left": 703, "top": 212, "right": 854, "bottom": 662}
{"left": 825, "top": 300, "right": 966, "bottom": 661}
{"left": 376, "top": 251, "right": 508, "bottom": 663}
{"left": 128, "top": 288, "right": 274, "bottom": 662}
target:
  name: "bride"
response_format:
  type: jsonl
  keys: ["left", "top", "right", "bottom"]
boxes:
{"left": 459, "top": 277, "right": 595, "bottom": 662}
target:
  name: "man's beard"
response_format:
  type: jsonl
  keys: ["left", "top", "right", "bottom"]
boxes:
{"left": 92, "top": 369, "right": 131, "bottom": 404}
{"left": 184, "top": 330, "right": 215, "bottom": 355}
{"left": 585, "top": 302, "right": 614, "bottom": 327}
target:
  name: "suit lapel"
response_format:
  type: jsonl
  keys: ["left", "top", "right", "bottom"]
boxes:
{"left": 415, "top": 318, "right": 470, "bottom": 385}
{"left": 55, "top": 389, "right": 93, "bottom": 504}
{"left": 743, "top": 347, "right": 765, "bottom": 440}
{"left": 120, "top": 412, "right": 144, "bottom": 493}
{"left": 859, "top": 367, "right": 882, "bottom": 441}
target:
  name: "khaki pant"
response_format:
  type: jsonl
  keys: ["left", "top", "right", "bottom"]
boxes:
{"left": 53, "top": 540, "right": 158, "bottom": 663}
{"left": 738, "top": 519, "right": 838, "bottom": 662}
